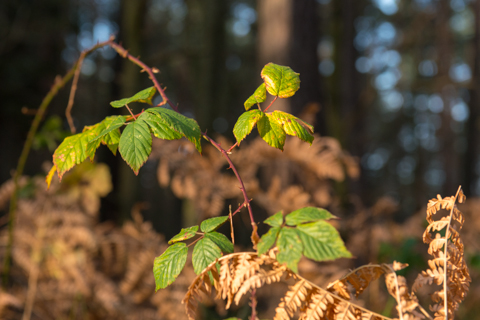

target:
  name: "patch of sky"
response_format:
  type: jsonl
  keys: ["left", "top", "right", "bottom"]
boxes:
{"left": 418, "top": 60, "right": 438, "bottom": 77}
{"left": 374, "top": 68, "right": 401, "bottom": 91}
{"left": 427, "top": 94, "right": 444, "bottom": 113}
{"left": 319, "top": 59, "right": 335, "bottom": 76}
{"left": 380, "top": 90, "right": 404, "bottom": 112}
{"left": 362, "top": 148, "right": 390, "bottom": 171}
{"left": 231, "top": 2, "right": 256, "bottom": 37}
{"left": 450, "top": 99, "right": 469, "bottom": 122}
{"left": 375, "top": 21, "right": 397, "bottom": 46}
{"left": 449, "top": 61, "right": 472, "bottom": 83}
{"left": 372, "top": 0, "right": 399, "bottom": 15}
{"left": 398, "top": 125, "right": 417, "bottom": 152}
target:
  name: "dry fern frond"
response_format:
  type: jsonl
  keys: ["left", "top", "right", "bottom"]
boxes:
{"left": 182, "top": 251, "right": 398, "bottom": 320}
{"left": 413, "top": 186, "right": 470, "bottom": 320}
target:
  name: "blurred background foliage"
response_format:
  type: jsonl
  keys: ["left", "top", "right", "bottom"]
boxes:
{"left": 1, "top": 0, "right": 480, "bottom": 318}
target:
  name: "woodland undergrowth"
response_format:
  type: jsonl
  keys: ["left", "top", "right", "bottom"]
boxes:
{"left": 0, "top": 36, "right": 475, "bottom": 320}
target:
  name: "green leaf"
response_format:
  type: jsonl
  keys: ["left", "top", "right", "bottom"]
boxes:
{"left": 264, "top": 211, "right": 284, "bottom": 227}
{"left": 168, "top": 226, "right": 199, "bottom": 244}
{"left": 153, "top": 243, "right": 188, "bottom": 290}
{"left": 285, "top": 207, "right": 334, "bottom": 226}
{"left": 139, "top": 111, "right": 183, "bottom": 140}
{"left": 110, "top": 86, "right": 157, "bottom": 108}
{"left": 52, "top": 126, "right": 100, "bottom": 180}
{"left": 233, "top": 110, "right": 264, "bottom": 145}
{"left": 200, "top": 216, "right": 229, "bottom": 233}
{"left": 244, "top": 83, "right": 267, "bottom": 110}
{"left": 205, "top": 232, "right": 233, "bottom": 254}
{"left": 296, "top": 221, "right": 352, "bottom": 262}
{"left": 145, "top": 107, "right": 202, "bottom": 153}
{"left": 260, "top": 63, "right": 300, "bottom": 98}
{"left": 271, "top": 111, "right": 314, "bottom": 144}
{"left": 118, "top": 119, "right": 152, "bottom": 175}
{"left": 91, "top": 116, "right": 127, "bottom": 142}
{"left": 192, "top": 237, "right": 222, "bottom": 275}
{"left": 257, "top": 113, "right": 286, "bottom": 151}
{"left": 257, "top": 226, "right": 280, "bottom": 255}
{"left": 276, "top": 228, "right": 303, "bottom": 273}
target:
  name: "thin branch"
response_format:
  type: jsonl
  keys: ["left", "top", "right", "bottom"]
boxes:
{"left": 108, "top": 41, "right": 178, "bottom": 112}
{"left": 65, "top": 38, "right": 114, "bottom": 133}
{"left": 263, "top": 96, "right": 278, "bottom": 113}
{"left": 203, "top": 134, "right": 259, "bottom": 244}
{"left": 2, "top": 39, "right": 110, "bottom": 286}
{"left": 125, "top": 104, "right": 137, "bottom": 120}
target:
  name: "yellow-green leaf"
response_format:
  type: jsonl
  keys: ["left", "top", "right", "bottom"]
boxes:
{"left": 168, "top": 226, "right": 199, "bottom": 244}
{"left": 110, "top": 86, "right": 157, "bottom": 108}
{"left": 261, "top": 63, "right": 300, "bottom": 98}
{"left": 244, "top": 83, "right": 267, "bottom": 110}
{"left": 233, "top": 109, "right": 264, "bottom": 145}
{"left": 271, "top": 110, "right": 314, "bottom": 144}
{"left": 257, "top": 113, "right": 286, "bottom": 150}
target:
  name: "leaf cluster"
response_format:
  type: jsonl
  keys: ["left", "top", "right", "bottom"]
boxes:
{"left": 154, "top": 216, "right": 233, "bottom": 291}
{"left": 48, "top": 87, "right": 202, "bottom": 186}
{"left": 234, "top": 63, "right": 313, "bottom": 151}
{"left": 257, "top": 207, "right": 351, "bottom": 273}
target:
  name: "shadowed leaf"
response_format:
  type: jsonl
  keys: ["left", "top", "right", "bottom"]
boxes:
{"left": 154, "top": 243, "right": 188, "bottom": 290}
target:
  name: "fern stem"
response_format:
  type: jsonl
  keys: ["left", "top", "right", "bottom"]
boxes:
{"left": 443, "top": 185, "right": 462, "bottom": 320}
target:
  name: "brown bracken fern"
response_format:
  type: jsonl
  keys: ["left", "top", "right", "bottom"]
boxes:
{"left": 412, "top": 186, "right": 471, "bottom": 320}
{"left": 183, "top": 250, "right": 428, "bottom": 320}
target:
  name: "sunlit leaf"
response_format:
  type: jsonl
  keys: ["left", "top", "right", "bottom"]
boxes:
{"left": 168, "top": 226, "right": 199, "bottom": 244}
{"left": 260, "top": 63, "right": 300, "bottom": 98}
{"left": 91, "top": 116, "right": 127, "bottom": 142}
{"left": 153, "top": 243, "right": 188, "bottom": 290}
{"left": 200, "top": 216, "right": 229, "bottom": 233}
{"left": 271, "top": 110, "right": 314, "bottom": 144}
{"left": 296, "top": 221, "right": 352, "bottom": 262}
{"left": 276, "top": 228, "right": 303, "bottom": 273}
{"left": 264, "top": 211, "right": 284, "bottom": 227}
{"left": 110, "top": 86, "right": 157, "bottom": 108}
{"left": 52, "top": 126, "right": 100, "bottom": 181}
{"left": 244, "top": 83, "right": 267, "bottom": 110}
{"left": 145, "top": 107, "right": 202, "bottom": 153}
{"left": 233, "top": 109, "right": 264, "bottom": 145}
{"left": 118, "top": 119, "right": 152, "bottom": 175}
{"left": 285, "top": 207, "right": 334, "bottom": 226}
{"left": 257, "top": 226, "right": 280, "bottom": 255}
{"left": 257, "top": 113, "right": 286, "bottom": 151}
{"left": 139, "top": 111, "right": 183, "bottom": 140}
{"left": 45, "top": 165, "right": 56, "bottom": 189}
{"left": 205, "top": 232, "right": 233, "bottom": 254}
{"left": 192, "top": 237, "right": 222, "bottom": 275}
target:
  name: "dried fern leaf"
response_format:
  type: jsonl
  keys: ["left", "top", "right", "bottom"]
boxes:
{"left": 327, "top": 264, "right": 386, "bottom": 298}
{"left": 414, "top": 186, "right": 471, "bottom": 320}
{"left": 274, "top": 279, "right": 313, "bottom": 320}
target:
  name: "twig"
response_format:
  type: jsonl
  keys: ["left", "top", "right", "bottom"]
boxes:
{"left": 65, "top": 38, "right": 114, "bottom": 134}
{"left": 108, "top": 41, "right": 179, "bottom": 112}
{"left": 263, "top": 96, "right": 278, "bottom": 112}
{"left": 250, "top": 289, "right": 257, "bottom": 320}
{"left": 203, "top": 134, "right": 259, "bottom": 244}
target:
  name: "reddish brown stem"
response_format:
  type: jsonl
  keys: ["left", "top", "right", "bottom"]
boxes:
{"left": 227, "top": 142, "right": 238, "bottom": 153}
{"left": 263, "top": 96, "right": 278, "bottom": 112}
{"left": 108, "top": 41, "right": 178, "bottom": 112}
{"left": 203, "top": 134, "right": 259, "bottom": 242}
